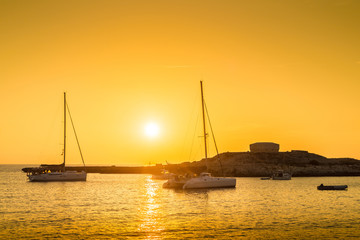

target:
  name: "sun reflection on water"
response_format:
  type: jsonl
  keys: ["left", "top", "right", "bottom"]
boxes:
{"left": 3, "top": 170, "right": 360, "bottom": 239}
{"left": 137, "top": 176, "right": 164, "bottom": 239}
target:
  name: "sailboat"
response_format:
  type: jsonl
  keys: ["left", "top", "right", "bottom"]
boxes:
{"left": 22, "top": 93, "right": 87, "bottom": 182}
{"left": 182, "top": 81, "right": 236, "bottom": 189}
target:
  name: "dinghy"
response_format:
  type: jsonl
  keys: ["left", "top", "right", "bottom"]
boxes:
{"left": 317, "top": 184, "right": 348, "bottom": 190}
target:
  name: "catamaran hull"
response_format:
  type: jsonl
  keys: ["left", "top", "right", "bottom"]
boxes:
{"left": 28, "top": 171, "right": 87, "bottom": 182}
{"left": 183, "top": 177, "right": 236, "bottom": 189}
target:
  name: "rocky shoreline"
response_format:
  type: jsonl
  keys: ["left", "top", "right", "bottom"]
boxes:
{"left": 165, "top": 150, "right": 360, "bottom": 177}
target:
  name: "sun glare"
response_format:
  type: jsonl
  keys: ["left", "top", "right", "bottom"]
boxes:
{"left": 145, "top": 122, "right": 160, "bottom": 138}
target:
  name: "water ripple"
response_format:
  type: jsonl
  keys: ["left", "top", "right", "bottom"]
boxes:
{"left": 1, "top": 167, "right": 360, "bottom": 239}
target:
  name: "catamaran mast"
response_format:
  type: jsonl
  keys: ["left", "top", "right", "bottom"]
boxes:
{"left": 200, "top": 81, "right": 207, "bottom": 160}
{"left": 63, "top": 92, "right": 66, "bottom": 172}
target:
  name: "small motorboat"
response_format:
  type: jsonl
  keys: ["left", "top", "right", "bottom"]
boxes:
{"left": 317, "top": 184, "right": 348, "bottom": 190}
{"left": 272, "top": 170, "right": 291, "bottom": 180}
{"left": 260, "top": 177, "right": 271, "bottom": 180}
{"left": 152, "top": 170, "right": 174, "bottom": 180}
{"left": 163, "top": 174, "right": 190, "bottom": 189}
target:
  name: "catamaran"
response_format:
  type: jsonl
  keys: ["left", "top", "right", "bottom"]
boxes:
{"left": 182, "top": 81, "right": 236, "bottom": 189}
{"left": 163, "top": 81, "right": 236, "bottom": 189}
{"left": 22, "top": 93, "right": 87, "bottom": 182}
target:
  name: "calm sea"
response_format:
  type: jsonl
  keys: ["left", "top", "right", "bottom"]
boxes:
{"left": 1, "top": 165, "right": 360, "bottom": 239}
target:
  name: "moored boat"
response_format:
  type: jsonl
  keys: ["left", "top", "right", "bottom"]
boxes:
{"left": 260, "top": 177, "right": 271, "bottom": 180}
{"left": 272, "top": 170, "right": 291, "bottom": 180}
{"left": 183, "top": 172, "right": 236, "bottom": 189}
{"left": 162, "top": 175, "right": 189, "bottom": 189}
{"left": 25, "top": 168, "right": 86, "bottom": 182}
{"left": 179, "top": 81, "right": 236, "bottom": 190}
{"left": 162, "top": 81, "right": 236, "bottom": 189}
{"left": 317, "top": 184, "right": 348, "bottom": 190}
{"left": 22, "top": 92, "right": 87, "bottom": 182}
{"left": 152, "top": 169, "right": 175, "bottom": 180}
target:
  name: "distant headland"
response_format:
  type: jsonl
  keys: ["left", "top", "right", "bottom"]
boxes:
{"left": 166, "top": 142, "right": 360, "bottom": 177}
{"left": 66, "top": 142, "right": 360, "bottom": 177}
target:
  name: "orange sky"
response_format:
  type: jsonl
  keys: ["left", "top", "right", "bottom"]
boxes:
{"left": 1, "top": 0, "right": 360, "bottom": 165}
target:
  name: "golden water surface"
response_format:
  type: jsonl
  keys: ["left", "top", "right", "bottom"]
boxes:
{"left": 1, "top": 165, "right": 360, "bottom": 239}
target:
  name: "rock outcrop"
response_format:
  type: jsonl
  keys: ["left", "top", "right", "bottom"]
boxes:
{"left": 166, "top": 151, "right": 360, "bottom": 177}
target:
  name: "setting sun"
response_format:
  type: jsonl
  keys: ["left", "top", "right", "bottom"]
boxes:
{"left": 1, "top": 0, "right": 360, "bottom": 165}
{"left": 144, "top": 122, "right": 160, "bottom": 138}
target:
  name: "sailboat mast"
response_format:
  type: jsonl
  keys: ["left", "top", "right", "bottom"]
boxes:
{"left": 200, "top": 81, "right": 207, "bottom": 160}
{"left": 63, "top": 92, "right": 66, "bottom": 171}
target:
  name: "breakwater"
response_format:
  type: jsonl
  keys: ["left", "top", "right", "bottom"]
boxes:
{"left": 66, "top": 166, "right": 161, "bottom": 174}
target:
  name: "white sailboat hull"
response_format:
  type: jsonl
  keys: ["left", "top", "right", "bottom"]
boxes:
{"left": 183, "top": 175, "right": 236, "bottom": 189}
{"left": 272, "top": 171, "right": 292, "bottom": 180}
{"left": 28, "top": 171, "right": 87, "bottom": 182}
